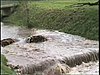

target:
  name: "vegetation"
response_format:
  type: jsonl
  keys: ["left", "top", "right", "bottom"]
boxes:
{"left": 1, "top": 1, "right": 99, "bottom": 74}
{"left": 3, "top": 0, "right": 99, "bottom": 40}
{"left": 1, "top": 54, "right": 17, "bottom": 75}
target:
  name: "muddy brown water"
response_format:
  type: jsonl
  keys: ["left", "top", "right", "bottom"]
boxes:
{"left": 1, "top": 23, "right": 35, "bottom": 40}
{"left": 1, "top": 22, "right": 99, "bottom": 75}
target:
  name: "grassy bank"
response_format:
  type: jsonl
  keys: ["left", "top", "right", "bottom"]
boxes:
{"left": 1, "top": 54, "right": 17, "bottom": 75}
{"left": 3, "top": 0, "right": 99, "bottom": 40}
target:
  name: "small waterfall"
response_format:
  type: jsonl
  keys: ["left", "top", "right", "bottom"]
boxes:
{"left": 1, "top": 25, "right": 99, "bottom": 75}
{"left": 16, "top": 59, "right": 57, "bottom": 75}
{"left": 59, "top": 50, "right": 99, "bottom": 67}
{"left": 15, "top": 50, "right": 99, "bottom": 75}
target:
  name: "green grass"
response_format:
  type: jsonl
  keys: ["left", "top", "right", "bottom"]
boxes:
{"left": 1, "top": 54, "right": 17, "bottom": 75}
{"left": 3, "top": 0, "right": 99, "bottom": 40}
{"left": 30, "top": 0, "right": 98, "bottom": 9}
{"left": 1, "top": 1, "right": 99, "bottom": 74}
{"left": 30, "top": 1, "right": 75, "bottom": 9}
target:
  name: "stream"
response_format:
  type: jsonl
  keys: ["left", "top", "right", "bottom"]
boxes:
{"left": 1, "top": 22, "right": 99, "bottom": 75}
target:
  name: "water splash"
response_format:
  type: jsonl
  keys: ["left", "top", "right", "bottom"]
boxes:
{"left": 60, "top": 50, "right": 99, "bottom": 67}
{"left": 1, "top": 25, "right": 99, "bottom": 75}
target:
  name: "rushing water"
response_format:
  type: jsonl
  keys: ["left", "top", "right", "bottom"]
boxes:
{"left": 1, "top": 22, "right": 35, "bottom": 40}
{"left": 1, "top": 22, "right": 99, "bottom": 75}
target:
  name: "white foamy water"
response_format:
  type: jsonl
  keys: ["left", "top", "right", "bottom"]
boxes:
{"left": 1, "top": 23, "right": 35, "bottom": 40}
{"left": 68, "top": 61, "right": 99, "bottom": 75}
{"left": 1, "top": 23, "right": 99, "bottom": 75}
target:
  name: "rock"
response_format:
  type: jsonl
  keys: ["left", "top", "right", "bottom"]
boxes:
{"left": 44, "top": 63, "right": 71, "bottom": 75}
{"left": 1, "top": 38, "right": 19, "bottom": 47}
{"left": 25, "top": 35, "right": 48, "bottom": 43}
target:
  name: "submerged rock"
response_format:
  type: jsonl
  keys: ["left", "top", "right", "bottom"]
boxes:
{"left": 44, "top": 63, "right": 71, "bottom": 75}
{"left": 25, "top": 35, "right": 48, "bottom": 43}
